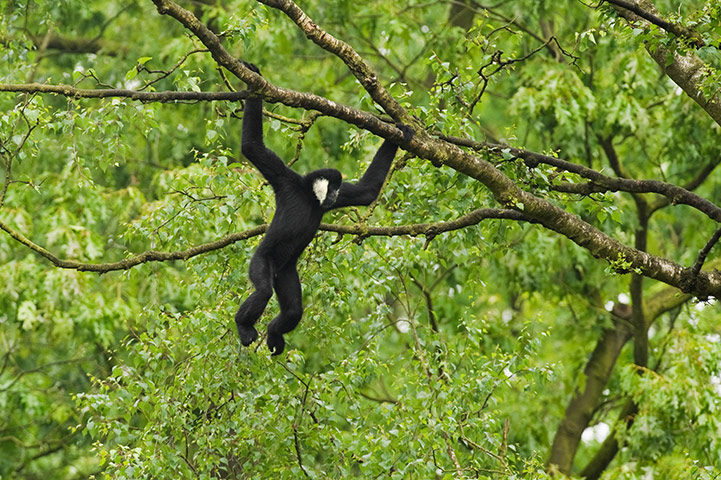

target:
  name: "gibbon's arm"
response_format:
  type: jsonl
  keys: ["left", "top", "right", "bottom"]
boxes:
{"left": 241, "top": 96, "right": 298, "bottom": 187}
{"left": 332, "top": 125, "right": 413, "bottom": 209}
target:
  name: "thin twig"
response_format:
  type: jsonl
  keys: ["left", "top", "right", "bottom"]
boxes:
{"left": 690, "top": 227, "right": 721, "bottom": 276}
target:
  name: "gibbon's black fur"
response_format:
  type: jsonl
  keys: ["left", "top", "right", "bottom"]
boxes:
{"left": 235, "top": 63, "right": 413, "bottom": 355}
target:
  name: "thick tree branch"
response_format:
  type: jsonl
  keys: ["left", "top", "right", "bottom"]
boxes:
{"left": 12, "top": 81, "right": 716, "bottom": 223}
{"left": 548, "top": 275, "right": 696, "bottom": 474}
{"left": 547, "top": 319, "right": 632, "bottom": 474}
{"left": 5, "top": 80, "right": 712, "bottom": 224}
{"left": 0, "top": 209, "right": 530, "bottom": 273}
{"left": 580, "top": 399, "right": 638, "bottom": 479}
{"left": 578, "top": 270, "right": 704, "bottom": 479}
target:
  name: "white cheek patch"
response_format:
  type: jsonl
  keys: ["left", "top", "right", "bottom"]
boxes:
{"left": 313, "top": 177, "right": 329, "bottom": 204}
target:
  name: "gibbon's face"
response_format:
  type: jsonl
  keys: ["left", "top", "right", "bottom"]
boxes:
{"left": 313, "top": 176, "right": 339, "bottom": 207}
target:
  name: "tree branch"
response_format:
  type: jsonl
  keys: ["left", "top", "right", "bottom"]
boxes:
{"left": 0, "top": 32, "right": 129, "bottom": 56}
{"left": 605, "top": 0, "right": 721, "bottom": 127}
{"left": 690, "top": 227, "right": 721, "bottom": 276}
{"left": 444, "top": 135, "right": 721, "bottom": 223}
{"left": 0, "top": 209, "right": 531, "bottom": 273}
{"left": 256, "top": 0, "right": 409, "bottom": 122}
{"left": 0, "top": 217, "right": 266, "bottom": 272}
{"left": 603, "top": 0, "right": 705, "bottom": 48}
{"left": 649, "top": 159, "right": 720, "bottom": 213}
{"left": 0, "top": 83, "right": 248, "bottom": 102}
{"left": 579, "top": 399, "right": 638, "bottom": 479}
{"left": 547, "top": 319, "right": 632, "bottom": 474}
{"left": 9, "top": 79, "right": 711, "bottom": 224}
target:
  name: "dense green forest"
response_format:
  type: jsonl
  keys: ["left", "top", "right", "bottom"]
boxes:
{"left": 1, "top": 0, "right": 720, "bottom": 478}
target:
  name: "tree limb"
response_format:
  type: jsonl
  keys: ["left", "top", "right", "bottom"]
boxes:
{"left": 0, "top": 209, "right": 532, "bottom": 273}
{"left": 5, "top": 80, "right": 713, "bottom": 224}
{"left": 0, "top": 83, "right": 248, "bottom": 102}
{"left": 603, "top": 0, "right": 705, "bottom": 48}
{"left": 579, "top": 399, "right": 638, "bottom": 479}
{"left": 547, "top": 319, "right": 632, "bottom": 474}
{"left": 690, "top": 227, "right": 721, "bottom": 276}
{"left": 445, "top": 135, "right": 721, "bottom": 223}
{"left": 606, "top": 0, "right": 721, "bottom": 127}
{"left": 256, "top": 0, "right": 409, "bottom": 122}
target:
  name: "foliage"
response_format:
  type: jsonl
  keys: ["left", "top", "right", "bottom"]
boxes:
{"left": 0, "top": 0, "right": 720, "bottom": 479}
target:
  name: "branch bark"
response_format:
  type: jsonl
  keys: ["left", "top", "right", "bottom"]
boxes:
{"left": 548, "top": 282, "right": 694, "bottom": 475}
{"left": 448, "top": 136, "right": 721, "bottom": 223}
{"left": 6, "top": 81, "right": 716, "bottom": 222}
{"left": 579, "top": 399, "right": 638, "bottom": 480}
{"left": 0, "top": 83, "right": 247, "bottom": 102}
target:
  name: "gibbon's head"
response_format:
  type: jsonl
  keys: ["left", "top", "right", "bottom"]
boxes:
{"left": 307, "top": 168, "right": 342, "bottom": 209}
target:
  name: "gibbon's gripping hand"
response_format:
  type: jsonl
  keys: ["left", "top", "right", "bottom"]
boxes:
{"left": 242, "top": 61, "right": 261, "bottom": 76}
{"left": 396, "top": 124, "right": 414, "bottom": 146}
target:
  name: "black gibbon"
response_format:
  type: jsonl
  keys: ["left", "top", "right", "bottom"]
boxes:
{"left": 235, "top": 63, "right": 414, "bottom": 355}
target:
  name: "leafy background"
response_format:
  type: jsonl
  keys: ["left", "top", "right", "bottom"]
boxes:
{"left": 0, "top": 0, "right": 720, "bottom": 479}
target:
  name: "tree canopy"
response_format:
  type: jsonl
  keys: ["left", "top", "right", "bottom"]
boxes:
{"left": 1, "top": 0, "right": 720, "bottom": 478}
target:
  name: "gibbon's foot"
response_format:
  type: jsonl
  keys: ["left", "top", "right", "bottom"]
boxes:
{"left": 267, "top": 332, "right": 286, "bottom": 356}
{"left": 237, "top": 324, "right": 259, "bottom": 347}
{"left": 396, "top": 123, "right": 415, "bottom": 143}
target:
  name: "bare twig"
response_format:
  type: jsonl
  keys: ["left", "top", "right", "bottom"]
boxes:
{"left": 690, "top": 227, "right": 721, "bottom": 276}
{"left": 139, "top": 48, "right": 210, "bottom": 91}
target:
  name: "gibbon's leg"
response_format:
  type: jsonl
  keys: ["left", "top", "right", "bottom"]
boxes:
{"left": 235, "top": 252, "right": 274, "bottom": 346}
{"left": 267, "top": 264, "right": 303, "bottom": 356}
